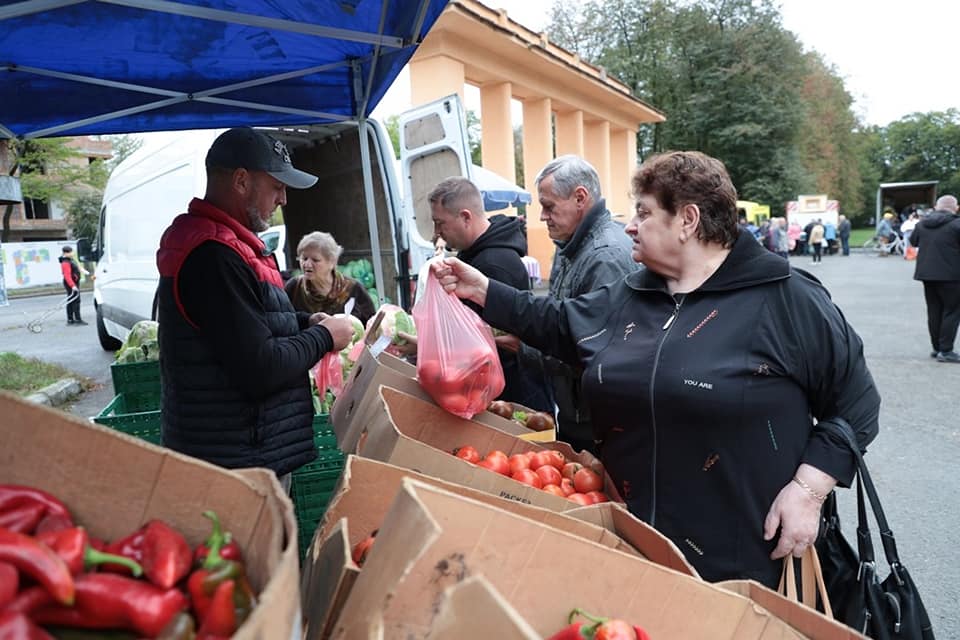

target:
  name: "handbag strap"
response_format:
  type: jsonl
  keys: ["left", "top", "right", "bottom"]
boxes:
{"left": 778, "top": 546, "right": 834, "bottom": 618}
{"left": 817, "top": 417, "right": 903, "bottom": 569}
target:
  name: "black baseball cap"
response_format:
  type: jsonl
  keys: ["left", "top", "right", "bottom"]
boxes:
{"left": 205, "top": 127, "right": 318, "bottom": 189}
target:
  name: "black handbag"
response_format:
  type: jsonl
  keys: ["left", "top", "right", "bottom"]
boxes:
{"left": 815, "top": 418, "right": 934, "bottom": 639}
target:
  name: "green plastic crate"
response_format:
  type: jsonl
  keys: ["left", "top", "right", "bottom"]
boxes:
{"left": 110, "top": 360, "right": 161, "bottom": 413}
{"left": 293, "top": 413, "right": 345, "bottom": 559}
{"left": 94, "top": 393, "right": 162, "bottom": 444}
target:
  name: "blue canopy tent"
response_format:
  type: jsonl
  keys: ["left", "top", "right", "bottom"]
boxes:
{"left": 1, "top": 0, "right": 450, "bottom": 297}
{"left": 471, "top": 163, "right": 531, "bottom": 212}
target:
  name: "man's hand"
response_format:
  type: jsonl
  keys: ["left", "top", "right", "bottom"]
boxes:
{"left": 393, "top": 331, "right": 418, "bottom": 357}
{"left": 764, "top": 464, "right": 836, "bottom": 559}
{"left": 494, "top": 333, "right": 521, "bottom": 352}
{"left": 432, "top": 258, "right": 489, "bottom": 306}
{"left": 320, "top": 316, "right": 356, "bottom": 351}
{"left": 308, "top": 312, "right": 330, "bottom": 326}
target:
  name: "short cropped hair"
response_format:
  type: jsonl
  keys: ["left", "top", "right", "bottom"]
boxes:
{"left": 427, "top": 176, "right": 484, "bottom": 215}
{"left": 535, "top": 155, "right": 601, "bottom": 202}
{"left": 297, "top": 231, "right": 342, "bottom": 261}
{"left": 631, "top": 151, "right": 739, "bottom": 249}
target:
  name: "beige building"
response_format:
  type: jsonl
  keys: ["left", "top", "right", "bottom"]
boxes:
{"left": 409, "top": 0, "right": 664, "bottom": 271}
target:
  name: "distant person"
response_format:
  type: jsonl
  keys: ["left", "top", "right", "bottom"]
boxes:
{"left": 58, "top": 246, "right": 86, "bottom": 325}
{"left": 909, "top": 195, "right": 960, "bottom": 363}
{"left": 837, "top": 214, "right": 852, "bottom": 256}
{"left": 788, "top": 220, "right": 802, "bottom": 254}
{"left": 428, "top": 176, "right": 551, "bottom": 412}
{"left": 808, "top": 219, "right": 825, "bottom": 264}
{"left": 774, "top": 217, "right": 790, "bottom": 259}
{"left": 156, "top": 127, "right": 355, "bottom": 481}
{"left": 285, "top": 231, "right": 376, "bottom": 325}
{"left": 900, "top": 211, "right": 920, "bottom": 254}
{"left": 823, "top": 219, "right": 837, "bottom": 254}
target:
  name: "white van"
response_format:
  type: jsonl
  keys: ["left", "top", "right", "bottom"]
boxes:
{"left": 80, "top": 96, "right": 472, "bottom": 350}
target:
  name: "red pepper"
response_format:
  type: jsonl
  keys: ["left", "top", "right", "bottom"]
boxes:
{"left": 193, "top": 511, "right": 243, "bottom": 566}
{"left": 29, "top": 573, "right": 187, "bottom": 637}
{"left": 546, "top": 609, "right": 651, "bottom": 640}
{"left": 187, "top": 527, "right": 255, "bottom": 626}
{"left": 1, "top": 586, "right": 51, "bottom": 615}
{"left": 156, "top": 611, "right": 196, "bottom": 640}
{"left": 33, "top": 512, "right": 75, "bottom": 535}
{"left": 0, "top": 527, "right": 74, "bottom": 605}
{"left": 0, "top": 486, "right": 71, "bottom": 520}
{"left": 141, "top": 519, "right": 193, "bottom": 589}
{"left": 0, "top": 611, "right": 54, "bottom": 640}
{"left": 35, "top": 527, "right": 143, "bottom": 576}
{"left": 0, "top": 562, "right": 17, "bottom": 609}
{"left": 101, "top": 527, "right": 145, "bottom": 574}
{"left": 0, "top": 502, "right": 46, "bottom": 535}
{"left": 197, "top": 579, "right": 237, "bottom": 637}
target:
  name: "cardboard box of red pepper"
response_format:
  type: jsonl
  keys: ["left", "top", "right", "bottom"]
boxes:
{"left": 0, "top": 391, "right": 299, "bottom": 639}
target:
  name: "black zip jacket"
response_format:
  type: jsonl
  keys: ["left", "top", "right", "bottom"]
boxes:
{"left": 909, "top": 210, "right": 960, "bottom": 281}
{"left": 482, "top": 229, "right": 880, "bottom": 586}
{"left": 457, "top": 215, "right": 551, "bottom": 411}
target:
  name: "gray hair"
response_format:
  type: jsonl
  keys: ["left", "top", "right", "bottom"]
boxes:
{"left": 427, "top": 176, "right": 484, "bottom": 215}
{"left": 297, "top": 231, "right": 342, "bottom": 261}
{"left": 535, "top": 155, "right": 601, "bottom": 201}
{"left": 936, "top": 195, "right": 958, "bottom": 213}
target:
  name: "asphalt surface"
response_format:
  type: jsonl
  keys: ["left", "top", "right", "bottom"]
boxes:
{"left": 0, "top": 252, "right": 957, "bottom": 636}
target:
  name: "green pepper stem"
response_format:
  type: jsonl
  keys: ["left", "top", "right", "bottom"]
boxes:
{"left": 201, "top": 510, "right": 226, "bottom": 570}
{"left": 84, "top": 546, "right": 143, "bottom": 576}
{"left": 569, "top": 608, "right": 608, "bottom": 625}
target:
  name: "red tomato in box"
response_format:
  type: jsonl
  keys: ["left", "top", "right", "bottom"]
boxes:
{"left": 562, "top": 462, "right": 584, "bottom": 482}
{"left": 574, "top": 468, "right": 603, "bottom": 494}
{"left": 567, "top": 493, "right": 593, "bottom": 506}
{"left": 559, "top": 478, "right": 576, "bottom": 496}
{"left": 454, "top": 446, "right": 481, "bottom": 464}
{"left": 542, "top": 484, "right": 566, "bottom": 497}
{"left": 535, "top": 465, "right": 562, "bottom": 487}
{"left": 586, "top": 491, "right": 609, "bottom": 504}
{"left": 542, "top": 450, "right": 566, "bottom": 470}
{"left": 512, "top": 469, "right": 543, "bottom": 489}
{"left": 508, "top": 454, "right": 531, "bottom": 475}
{"left": 483, "top": 451, "right": 510, "bottom": 476}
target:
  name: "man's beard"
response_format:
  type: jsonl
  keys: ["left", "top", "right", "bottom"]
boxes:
{"left": 245, "top": 204, "right": 270, "bottom": 232}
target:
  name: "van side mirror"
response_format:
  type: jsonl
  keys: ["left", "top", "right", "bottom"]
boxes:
{"left": 76, "top": 237, "right": 99, "bottom": 262}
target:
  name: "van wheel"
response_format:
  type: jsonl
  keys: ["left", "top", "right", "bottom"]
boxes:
{"left": 96, "top": 303, "right": 122, "bottom": 351}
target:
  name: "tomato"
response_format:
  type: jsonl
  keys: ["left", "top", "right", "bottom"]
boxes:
{"left": 483, "top": 451, "right": 510, "bottom": 476}
{"left": 567, "top": 493, "right": 593, "bottom": 506}
{"left": 595, "top": 619, "right": 639, "bottom": 640}
{"left": 542, "top": 450, "right": 566, "bottom": 470}
{"left": 586, "top": 491, "right": 609, "bottom": 504}
{"left": 573, "top": 468, "right": 603, "bottom": 494}
{"left": 508, "top": 453, "right": 531, "bottom": 475}
{"left": 541, "top": 484, "right": 566, "bottom": 497}
{"left": 512, "top": 468, "right": 543, "bottom": 489}
{"left": 524, "top": 450, "right": 537, "bottom": 461}
{"left": 562, "top": 462, "right": 584, "bottom": 482}
{"left": 488, "top": 400, "right": 514, "bottom": 419}
{"left": 438, "top": 393, "right": 472, "bottom": 416}
{"left": 529, "top": 451, "right": 552, "bottom": 471}
{"left": 477, "top": 458, "right": 502, "bottom": 474}
{"left": 417, "top": 359, "right": 443, "bottom": 386}
{"left": 453, "top": 445, "right": 481, "bottom": 464}
{"left": 535, "top": 465, "right": 562, "bottom": 487}
{"left": 559, "top": 478, "right": 576, "bottom": 496}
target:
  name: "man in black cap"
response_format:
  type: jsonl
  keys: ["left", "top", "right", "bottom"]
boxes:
{"left": 156, "top": 127, "right": 354, "bottom": 480}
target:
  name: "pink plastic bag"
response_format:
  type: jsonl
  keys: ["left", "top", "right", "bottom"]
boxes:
{"left": 413, "top": 265, "right": 505, "bottom": 418}
{"left": 312, "top": 350, "right": 344, "bottom": 398}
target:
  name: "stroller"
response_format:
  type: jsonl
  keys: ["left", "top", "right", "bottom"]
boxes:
{"left": 26, "top": 289, "right": 80, "bottom": 333}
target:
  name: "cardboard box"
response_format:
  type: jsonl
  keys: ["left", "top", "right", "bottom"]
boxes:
{"left": 301, "top": 456, "right": 696, "bottom": 640}
{"left": 330, "top": 479, "right": 856, "bottom": 640}
{"left": 356, "top": 386, "right": 618, "bottom": 511}
{"left": 331, "top": 346, "right": 549, "bottom": 452}
{"left": 0, "top": 391, "right": 300, "bottom": 640}
{"left": 428, "top": 575, "right": 541, "bottom": 639}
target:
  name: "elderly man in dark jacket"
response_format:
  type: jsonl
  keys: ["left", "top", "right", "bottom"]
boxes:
{"left": 505, "top": 155, "right": 636, "bottom": 455}
{"left": 428, "top": 176, "right": 551, "bottom": 411}
{"left": 910, "top": 195, "right": 960, "bottom": 363}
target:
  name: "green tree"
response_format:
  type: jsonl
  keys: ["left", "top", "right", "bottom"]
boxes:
{"left": 882, "top": 109, "right": 960, "bottom": 196}
{"left": 65, "top": 193, "right": 101, "bottom": 241}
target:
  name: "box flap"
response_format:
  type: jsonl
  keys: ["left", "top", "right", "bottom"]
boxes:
{"left": 429, "top": 575, "right": 541, "bottom": 639}
{"left": 301, "top": 518, "right": 361, "bottom": 640}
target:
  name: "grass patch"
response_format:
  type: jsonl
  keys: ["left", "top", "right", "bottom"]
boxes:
{"left": 850, "top": 228, "right": 875, "bottom": 247}
{"left": 0, "top": 352, "right": 82, "bottom": 395}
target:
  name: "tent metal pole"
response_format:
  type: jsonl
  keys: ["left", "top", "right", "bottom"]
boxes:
{"left": 358, "top": 119, "right": 387, "bottom": 305}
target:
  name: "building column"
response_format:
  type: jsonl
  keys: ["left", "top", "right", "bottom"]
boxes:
{"left": 409, "top": 54, "right": 465, "bottom": 105}
{"left": 555, "top": 110, "right": 584, "bottom": 157}
{"left": 479, "top": 82, "right": 515, "bottom": 183}
{"left": 609, "top": 128, "right": 637, "bottom": 217}
{"left": 522, "top": 97, "right": 553, "bottom": 270}
{"left": 584, "top": 120, "right": 610, "bottom": 206}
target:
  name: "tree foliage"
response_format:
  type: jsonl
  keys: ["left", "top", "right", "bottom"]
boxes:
{"left": 882, "top": 109, "right": 960, "bottom": 196}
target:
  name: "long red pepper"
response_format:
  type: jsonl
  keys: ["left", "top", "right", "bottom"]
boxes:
{"left": 0, "top": 486, "right": 71, "bottom": 520}
{"left": 35, "top": 527, "right": 143, "bottom": 576}
{"left": 197, "top": 579, "right": 237, "bottom": 637}
{"left": 33, "top": 512, "right": 75, "bottom": 536}
{"left": 141, "top": 519, "right": 193, "bottom": 589}
{"left": 0, "top": 528, "right": 73, "bottom": 605}
{"left": 101, "top": 527, "right": 145, "bottom": 574}
{"left": 187, "top": 523, "right": 254, "bottom": 625}
{"left": 0, "top": 503, "right": 46, "bottom": 535}
{"left": 0, "top": 562, "right": 17, "bottom": 609}
{"left": 192, "top": 511, "right": 242, "bottom": 566}
{"left": 0, "top": 611, "right": 54, "bottom": 640}
{"left": 29, "top": 573, "right": 187, "bottom": 637}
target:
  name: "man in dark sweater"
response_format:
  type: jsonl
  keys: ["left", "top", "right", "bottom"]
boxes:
{"left": 910, "top": 195, "right": 960, "bottom": 363}
{"left": 428, "top": 177, "right": 552, "bottom": 412}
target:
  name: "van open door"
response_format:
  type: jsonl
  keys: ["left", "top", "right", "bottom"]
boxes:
{"left": 398, "top": 94, "right": 472, "bottom": 288}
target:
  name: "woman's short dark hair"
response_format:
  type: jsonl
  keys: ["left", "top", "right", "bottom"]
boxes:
{"left": 631, "top": 151, "right": 739, "bottom": 248}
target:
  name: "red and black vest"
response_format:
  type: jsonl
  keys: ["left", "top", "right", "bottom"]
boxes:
{"left": 156, "top": 198, "right": 316, "bottom": 475}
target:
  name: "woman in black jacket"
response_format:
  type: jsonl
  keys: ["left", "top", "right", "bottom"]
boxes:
{"left": 432, "top": 151, "right": 881, "bottom": 587}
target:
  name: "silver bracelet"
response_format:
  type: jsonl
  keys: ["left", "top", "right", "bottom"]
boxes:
{"left": 793, "top": 476, "right": 827, "bottom": 503}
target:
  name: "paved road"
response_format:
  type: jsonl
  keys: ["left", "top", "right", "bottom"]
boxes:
{"left": 0, "top": 252, "right": 956, "bottom": 636}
